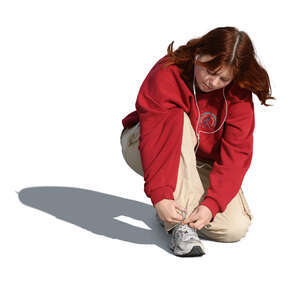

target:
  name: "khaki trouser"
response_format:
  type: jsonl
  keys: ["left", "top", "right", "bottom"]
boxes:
{"left": 120, "top": 112, "right": 254, "bottom": 242}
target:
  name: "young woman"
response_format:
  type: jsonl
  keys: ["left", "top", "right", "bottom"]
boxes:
{"left": 120, "top": 26, "right": 274, "bottom": 257}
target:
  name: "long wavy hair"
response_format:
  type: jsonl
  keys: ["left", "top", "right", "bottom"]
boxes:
{"left": 163, "top": 26, "right": 275, "bottom": 106}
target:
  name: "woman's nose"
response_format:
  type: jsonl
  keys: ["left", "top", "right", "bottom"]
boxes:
{"left": 206, "top": 80, "right": 214, "bottom": 89}
{"left": 209, "top": 77, "right": 221, "bottom": 88}
{"left": 206, "top": 76, "right": 216, "bottom": 88}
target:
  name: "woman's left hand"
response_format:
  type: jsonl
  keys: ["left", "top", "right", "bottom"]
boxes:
{"left": 182, "top": 205, "right": 212, "bottom": 230}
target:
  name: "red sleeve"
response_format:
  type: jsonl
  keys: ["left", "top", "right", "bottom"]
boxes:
{"left": 135, "top": 63, "right": 189, "bottom": 207}
{"left": 200, "top": 86, "right": 255, "bottom": 221}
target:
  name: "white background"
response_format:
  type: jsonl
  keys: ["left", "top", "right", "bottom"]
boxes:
{"left": 1, "top": 0, "right": 299, "bottom": 299}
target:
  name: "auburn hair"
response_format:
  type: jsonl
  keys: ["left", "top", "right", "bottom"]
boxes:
{"left": 163, "top": 26, "right": 275, "bottom": 106}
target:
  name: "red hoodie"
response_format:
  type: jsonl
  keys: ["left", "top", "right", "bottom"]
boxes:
{"left": 121, "top": 54, "right": 255, "bottom": 221}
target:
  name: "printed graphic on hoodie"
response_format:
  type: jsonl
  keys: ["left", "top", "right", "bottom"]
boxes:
{"left": 199, "top": 112, "right": 217, "bottom": 130}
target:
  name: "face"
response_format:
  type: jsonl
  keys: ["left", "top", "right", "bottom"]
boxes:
{"left": 194, "top": 54, "right": 234, "bottom": 93}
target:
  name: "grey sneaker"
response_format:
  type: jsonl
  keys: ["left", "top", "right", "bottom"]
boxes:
{"left": 169, "top": 224, "right": 206, "bottom": 257}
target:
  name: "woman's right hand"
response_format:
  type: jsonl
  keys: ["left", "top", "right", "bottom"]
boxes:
{"left": 155, "top": 199, "right": 186, "bottom": 224}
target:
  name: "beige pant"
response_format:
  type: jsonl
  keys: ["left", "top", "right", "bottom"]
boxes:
{"left": 120, "top": 112, "right": 254, "bottom": 242}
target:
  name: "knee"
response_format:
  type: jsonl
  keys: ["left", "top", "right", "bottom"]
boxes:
{"left": 201, "top": 215, "right": 252, "bottom": 243}
{"left": 220, "top": 216, "right": 252, "bottom": 242}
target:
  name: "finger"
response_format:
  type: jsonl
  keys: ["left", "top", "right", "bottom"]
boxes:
{"left": 183, "top": 212, "right": 197, "bottom": 224}
{"left": 174, "top": 202, "right": 186, "bottom": 212}
{"left": 183, "top": 206, "right": 201, "bottom": 224}
{"left": 173, "top": 207, "right": 185, "bottom": 219}
{"left": 170, "top": 217, "right": 183, "bottom": 224}
{"left": 182, "top": 215, "right": 191, "bottom": 224}
{"left": 190, "top": 220, "right": 204, "bottom": 230}
{"left": 175, "top": 208, "right": 185, "bottom": 217}
{"left": 171, "top": 212, "right": 185, "bottom": 223}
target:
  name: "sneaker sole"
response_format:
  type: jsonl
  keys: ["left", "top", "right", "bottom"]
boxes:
{"left": 170, "top": 245, "right": 206, "bottom": 257}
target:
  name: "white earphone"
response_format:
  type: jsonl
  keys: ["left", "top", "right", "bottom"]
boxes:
{"left": 193, "top": 54, "right": 228, "bottom": 168}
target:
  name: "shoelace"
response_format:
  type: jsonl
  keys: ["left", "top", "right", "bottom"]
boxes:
{"left": 174, "top": 210, "right": 199, "bottom": 242}
{"left": 175, "top": 224, "right": 198, "bottom": 242}
{"left": 178, "top": 209, "right": 195, "bottom": 230}
{"left": 180, "top": 209, "right": 186, "bottom": 221}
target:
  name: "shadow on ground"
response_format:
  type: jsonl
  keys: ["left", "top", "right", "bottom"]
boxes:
{"left": 18, "top": 186, "right": 177, "bottom": 254}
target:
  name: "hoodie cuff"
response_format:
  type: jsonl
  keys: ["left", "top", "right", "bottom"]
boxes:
{"left": 150, "top": 187, "right": 174, "bottom": 207}
{"left": 199, "top": 197, "right": 221, "bottom": 222}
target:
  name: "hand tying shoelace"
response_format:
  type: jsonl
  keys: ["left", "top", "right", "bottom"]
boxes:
{"left": 177, "top": 210, "right": 197, "bottom": 234}
{"left": 170, "top": 208, "right": 206, "bottom": 256}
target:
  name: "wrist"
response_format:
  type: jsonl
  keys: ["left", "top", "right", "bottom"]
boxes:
{"left": 199, "top": 204, "right": 213, "bottom": 221}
